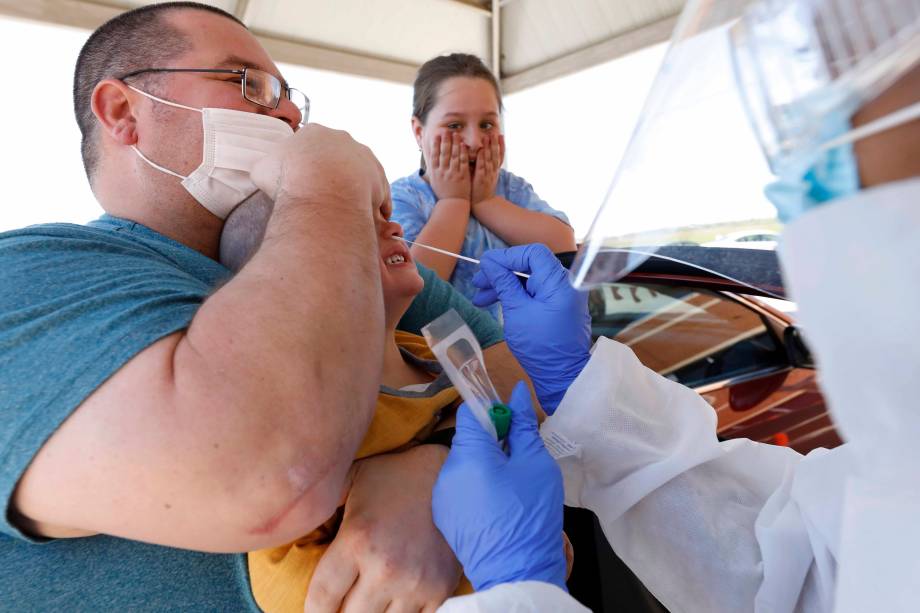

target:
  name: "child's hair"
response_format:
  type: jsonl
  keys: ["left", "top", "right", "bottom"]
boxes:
{"left": 412, "top": 53, "right": 504, "bottom": 170}
{"left": 412, "top": 53, "right": 504, "bottom": 124}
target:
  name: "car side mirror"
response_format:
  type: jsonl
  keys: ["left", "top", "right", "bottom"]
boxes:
{"left": 784, "top": 326, "right": 814, "bottom": 369}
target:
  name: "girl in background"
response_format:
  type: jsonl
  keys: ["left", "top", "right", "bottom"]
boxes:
{"left": 391, "top": 53, "right": 576, "bottom": 320}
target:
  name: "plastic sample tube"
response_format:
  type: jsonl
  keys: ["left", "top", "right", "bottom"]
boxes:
{"left": 422, "top": 309, "right": 511, "bottom": 440}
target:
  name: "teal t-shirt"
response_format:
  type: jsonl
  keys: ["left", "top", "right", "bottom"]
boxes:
{"left": 0, "top": 214, "right": 501, "bottom": 610}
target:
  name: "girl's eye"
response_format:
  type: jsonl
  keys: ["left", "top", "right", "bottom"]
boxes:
{"left": 446, "top": 123, "right": 462, "bottom": 130}
{"left": 481, "top": 122, "right": 495, "bottom": 130}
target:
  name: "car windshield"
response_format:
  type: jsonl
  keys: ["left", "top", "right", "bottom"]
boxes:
{"left": 586, "top": 244, "right": 788, "bottom": 299}
{"left": 589, "top": 282, "right": 787, "bottom": 388}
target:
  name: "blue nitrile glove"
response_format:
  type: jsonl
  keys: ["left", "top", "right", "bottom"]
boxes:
{"left": 472, "top": 244, "right": 591, "bottom": 414}
{"left": 432, "top": 381, "right": 567, "bottom": 591}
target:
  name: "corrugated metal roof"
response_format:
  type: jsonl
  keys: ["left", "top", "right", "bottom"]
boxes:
{"left": 0, "top": 0, "right": 684, "bottom": 92}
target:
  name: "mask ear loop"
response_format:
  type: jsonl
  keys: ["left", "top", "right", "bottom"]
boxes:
{"left": 131, "top": 145, "right": 186, "bottom": 179}
{"left": 818, "top": 100, "right": 920, "bottom": 152}
{"left": 126, "top": 85, "right": 202, "bottom": 114}
{"left": 125, "top": 85, "right": 204, "bottom": 179}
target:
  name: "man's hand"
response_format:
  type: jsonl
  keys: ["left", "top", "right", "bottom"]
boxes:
{"left": 306, "top": 445, "right": 462, "bottom": 613}
{"left": 251, "top": 123, "right": 389, "bottom": 209}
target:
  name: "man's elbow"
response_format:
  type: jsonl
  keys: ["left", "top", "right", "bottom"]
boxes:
{"left": 146, "top": 451, "right": 354, "bottom": 554}
{"left": 241, "top": 469, "right": 348, "bottom": 548}
{"left": 228, "top": 438, "right": 353, "bottom": 548}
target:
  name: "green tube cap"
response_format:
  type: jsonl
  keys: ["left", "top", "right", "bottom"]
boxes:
{"left": 489, "top": 403, "right": 512, "bottom": 440}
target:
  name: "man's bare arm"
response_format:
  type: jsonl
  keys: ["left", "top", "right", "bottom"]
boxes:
{"left": 13, "top": 126, "right": 388, "bottom": 553}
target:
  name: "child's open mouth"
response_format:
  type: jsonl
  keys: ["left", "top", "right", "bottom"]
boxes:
{"left": 383, "top": 243, "right": 412, "bottom": 266}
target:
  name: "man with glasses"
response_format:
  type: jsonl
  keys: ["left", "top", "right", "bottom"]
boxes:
{"left": 0, "top": 2, "right": 516, "bottom": 611}
{"left": 117, "top": 66, "right": 310, "bottom": 127}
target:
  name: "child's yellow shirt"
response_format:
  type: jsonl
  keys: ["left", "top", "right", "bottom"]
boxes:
{"left": 248, "top": 331, "right": 473, "bottom": 612}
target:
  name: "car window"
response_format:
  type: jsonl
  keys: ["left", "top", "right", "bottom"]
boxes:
{"left": 589, "top": 282, "right": 787, "bottom": 387}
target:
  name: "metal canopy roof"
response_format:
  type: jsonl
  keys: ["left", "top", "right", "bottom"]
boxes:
{"left": 0, "top": 0, "right": 683, "bottom": 93}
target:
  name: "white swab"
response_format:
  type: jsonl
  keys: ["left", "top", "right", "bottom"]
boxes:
{"left": 396, "top": 237, "right": 531, "bottom": 279}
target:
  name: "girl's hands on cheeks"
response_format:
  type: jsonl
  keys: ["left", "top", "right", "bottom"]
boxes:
{"left": 471, "top": 134, "right": 504, "bottom": 206}
{"left": 425, "top": 132, "right": 472, "bottom": 202}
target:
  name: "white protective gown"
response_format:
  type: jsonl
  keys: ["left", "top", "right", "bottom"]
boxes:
{"left": 439, "top": 178, "right": 920, "bottom": 613}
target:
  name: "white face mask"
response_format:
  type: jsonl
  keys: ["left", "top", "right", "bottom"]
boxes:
{"left": 128, "top": 86, "right": 294, "bottom": 219}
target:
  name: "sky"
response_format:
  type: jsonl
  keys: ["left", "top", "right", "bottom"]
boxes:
{"left": 0, "top": 13, "right": 776, "bottom": 240}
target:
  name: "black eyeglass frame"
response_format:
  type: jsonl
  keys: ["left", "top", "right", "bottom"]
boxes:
{"left": 117, "top": 67, "right": 309, "bottom": 123}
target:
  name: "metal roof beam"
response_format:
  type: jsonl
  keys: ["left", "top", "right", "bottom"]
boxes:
{"left": 233, "top": 0, "right": 250, "bottom": 21}
{"left": 501, "top": 13, "right": 678, "bottom": 94}
{"left": 0, "top": 0, "right": 120, "bottom": 32}
{"left": 256, "top": 33, "right": 419, "bottom": 84}
{"left": 0, "top": 0, "right": 678, "bottom": 92}
{"left": 443, "top": 0, "right": 492, "bottom": 15}
{"left": 491, "top": 0, "right": 501, "bottom": 76}
{"left": 0, "top": 0, "right": 419, "bottom": 85}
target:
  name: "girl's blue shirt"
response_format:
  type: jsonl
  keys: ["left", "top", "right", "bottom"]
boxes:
{"left": 391, "top": 168, "right": 571, "bottom": 320}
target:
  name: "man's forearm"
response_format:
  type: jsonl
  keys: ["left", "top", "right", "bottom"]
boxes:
{"left": 176, "top": 191, "right": 385, "bottom": 537}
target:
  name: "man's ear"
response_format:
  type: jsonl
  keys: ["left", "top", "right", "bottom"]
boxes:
{"left": 90, "top": 79, "right": 139, "bottom": 146}
{"left": 411, "top": 116, "right": 424, "bottom": 149}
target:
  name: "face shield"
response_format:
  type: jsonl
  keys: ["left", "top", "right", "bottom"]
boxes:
{"left": 570, "top": 0, "right": 920, "bottom": 296}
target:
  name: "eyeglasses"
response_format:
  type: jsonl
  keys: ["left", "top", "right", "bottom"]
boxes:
{"left": 117, "top": 67, "right": 309, "bottom": 126}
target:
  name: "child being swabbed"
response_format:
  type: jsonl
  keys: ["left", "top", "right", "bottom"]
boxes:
{"left": 245, "top": 205, "right": 465, "bottom": 611}
{"left": 243, "top": 204, "right": 571, "bottom": 612}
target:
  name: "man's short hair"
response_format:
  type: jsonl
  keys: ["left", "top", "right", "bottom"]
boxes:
{"left": 73, "top": 2, "right": 245, "bottom": 183}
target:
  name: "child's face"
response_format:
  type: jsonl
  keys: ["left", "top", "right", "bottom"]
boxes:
{"left": 415, "top": 76, "right": 502, "bottom": 175}
{"left": 377, "top": 208, "right": 424, "bottom": 322}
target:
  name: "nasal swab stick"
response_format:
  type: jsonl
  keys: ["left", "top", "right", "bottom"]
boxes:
{"left": 396, "top": 237, "right": 531, "bottom": 279}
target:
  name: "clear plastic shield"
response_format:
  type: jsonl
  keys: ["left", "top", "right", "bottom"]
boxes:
{"left": 570, "top": 0, "right": 920, "bottom": 293}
